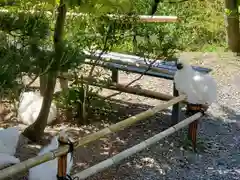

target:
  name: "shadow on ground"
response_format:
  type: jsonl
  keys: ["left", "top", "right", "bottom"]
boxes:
{"left": 72, "top": 101, "right": 240, "bottom": 180}
{"left": 1, "top": 98, "right": 239, "bottom": 180}
{"left": 0, "top": 97, "right": 180, "bottom": 180}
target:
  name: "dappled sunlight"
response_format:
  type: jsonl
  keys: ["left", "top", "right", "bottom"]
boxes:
{"left": 207, "top": 166, "right": 240, "bottom": 179}
{"left": 0, "top": 50, "right": 240, "bottom": 179}
{"left": 203, "top": 102, "right": 240, "bottom": 128}
{"left": 136, "top": 157, "right": 167, "bottom": 175}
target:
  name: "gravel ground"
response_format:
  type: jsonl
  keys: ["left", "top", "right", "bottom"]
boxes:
{"left": 78, "top": 52, "right": 240, "bottom": 180}
{"left": 1, "top": 52, "right": 240, "bottom": 180}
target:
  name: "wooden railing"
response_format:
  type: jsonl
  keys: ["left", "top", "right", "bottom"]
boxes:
{"left": 0, "top": 95, "right": 187, "bottom": 179}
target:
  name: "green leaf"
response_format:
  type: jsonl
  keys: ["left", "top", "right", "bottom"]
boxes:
{"left": 55, "top": 0, "right": 60, "bottom": 6}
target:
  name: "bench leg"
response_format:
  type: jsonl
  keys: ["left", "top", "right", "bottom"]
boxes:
{"left": 188, "top": 120, "right": 198, "bottom": 152}
{"left": 171, "top": 83, "right": 180, "bottom": 125}
{"left": 111, "top": 69, "right": 118, "bottom": 83}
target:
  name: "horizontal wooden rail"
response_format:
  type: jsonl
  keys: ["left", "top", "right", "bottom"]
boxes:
{"left": 88, "top": 78, "right": 178, "bottom": 101}
{"left": 58, "top": 76, "right": 209, "bottom": 110}
{"left": 139, "top": 15, "right": 178, "bottom": 22}
{"left": 60, "top": 75, "right": 181, "bottom": 102}
{"left": 0, "top": 9, "right": 178, "bottom": 23}
{"left": 26, "top": 75, "right": 181, "bottom": 103}
{"left": 0, "top": 95, "right": 186, "bottom": 179}
{"left": 73, "top": 112, "right": 203, "bottom": 179}
{"left": 25, "top": 75, "right": 179, "bottom": 102}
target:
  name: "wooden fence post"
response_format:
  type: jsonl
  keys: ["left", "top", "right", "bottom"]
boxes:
{"left": 224, "top": 0, "right": 240, "bottom": 52}
{"left": 185, "top": 103, "right": 205, "bottom": 152}
{"left": 57, "top": 133, "right": 74, "bottom": 180}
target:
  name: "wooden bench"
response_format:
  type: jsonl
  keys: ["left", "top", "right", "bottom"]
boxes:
{"left": 85, "top": 51, "right": 212, "bottom": 125}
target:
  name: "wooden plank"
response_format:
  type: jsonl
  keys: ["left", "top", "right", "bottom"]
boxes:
{"left": 85, "top": 51, "right": 213, "bottom": 81}
{"left": 139, "top": 15, "right": 178, "bottom": 23}
{"left": 87, "top": 60, "right": 211, "bottom": 81}
{"left": 100, "top": 62, "right": 174, "bottom": 80}
{"left": 72, "top": 76, "right": 181, "bottom": 102}
{"left": 86, "top": 51, "right": 212, "bottom": 73}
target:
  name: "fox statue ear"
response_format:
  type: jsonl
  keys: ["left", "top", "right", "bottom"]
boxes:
{"left": 176, "top": 62, "right": 183, "bottom": 70}
{"left": 176, "top": 59, "right": 184, "bottom": 70}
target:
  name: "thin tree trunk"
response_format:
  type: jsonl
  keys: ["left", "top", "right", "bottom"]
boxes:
{"left": 59, "top": 72, "right": 68, "bottom": 91}
{"left": 149, "top": 0, "right": 161, "bottom": 15}
{"left": 225, "top": 0, "right": 240, "bottom": 52}
{"left": 40, "top": 74, "right": 47, "bottom": 96}
{"left": 22, "top": 72, "right": 58, "bottom": 141}
{"left": 23, "top": 0, "right": 67, "bottom": 142}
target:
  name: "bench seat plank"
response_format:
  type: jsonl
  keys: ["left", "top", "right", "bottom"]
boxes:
{"left": 89, "top": 51, "right": 212, "bottom": 79}
{"left": 101, "top": 62, "right": 174, "bottom": 80}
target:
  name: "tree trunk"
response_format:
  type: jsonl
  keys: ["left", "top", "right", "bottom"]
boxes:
{"left": 59, "top": 72, "right": 68, "bottom": 91}
{"left": 22, "top": 0, "right": 67, "bottom": 142}
{"left": 40, "top": 74, "right": 47, "bottom": 96}
{"left": 149, "top": 0, "right": 161, "bottom": 15}
{"left": 225, "top": 0, "right": 240, "bottom": 52}
{"left": 78, "top": 86, "right": 87, "bottom": 124}
{"left": 22, "top": 72, "right": 58, "bottom": 141}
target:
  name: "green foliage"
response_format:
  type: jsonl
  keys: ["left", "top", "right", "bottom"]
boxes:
{"left": 55, "top": 72, "right": 103, "bottom": 124}
{"left": 0, "top": 0, "right": 227, "bottom": 124}
{"left": 0, "top": 12, "right": 49, "bottom": 38}
{"left": 0, "top": 9, "right": 51, "bottom": 95}
{"left": 0, "top": 34, "right": 22, "bottom": 91}
{"left": 72, "top": 0, "right": 133, "bottom": 14}
{"left": 128, "top": 22, "right": 180, "bottom": 58}
{"left": 56, "top": 82, "right": 87, "bottom": 114}
{"left": 156, "top": 0, "right": 225, "bottom": 51}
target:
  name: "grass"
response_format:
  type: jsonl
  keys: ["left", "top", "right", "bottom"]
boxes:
{"left": 201, "top": 44, "right": 228, "bottom": 52}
